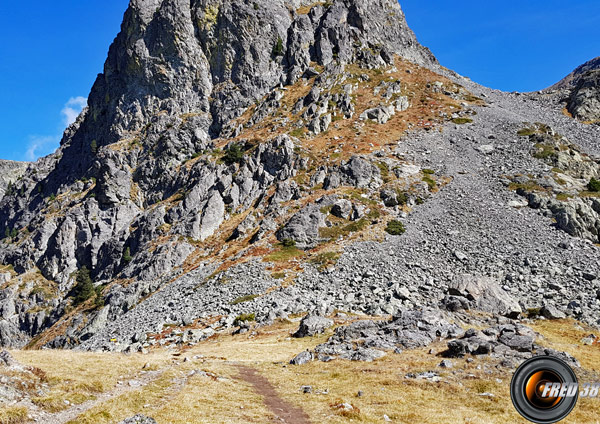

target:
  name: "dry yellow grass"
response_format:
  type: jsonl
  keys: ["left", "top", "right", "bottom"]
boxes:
{"left": 3, "top": 318, "right": 600, "bottom": 423}
{"left": 0, "top": 406, "right": 28, "bottom": 424}
{"left": 10, "top": 349, "right": 173, "bottom": 415}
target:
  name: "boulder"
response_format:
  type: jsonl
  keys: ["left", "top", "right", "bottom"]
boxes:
{"left": 331, "top": 199, "right": 353, "bottom": 219}
{"left": 448, "top": 275, "right": 522, "bottom": 318}
{"left": 293, "top": 313, "right": 333, "bottom": 338}
{"left": 290, "top": 350, "right": 314, "bottom": 365}
{"left": 276, "top": 204, "right": 325, "bottom": 249}
{"left": 540, "top": 304, "right": 566, "bottom": 320}
{"left": 360, "top": 106, "right": 396, "bottom": 124}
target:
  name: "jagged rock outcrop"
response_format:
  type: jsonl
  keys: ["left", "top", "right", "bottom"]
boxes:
{"left": 312, "top": 309, "right": 463, "bottom": 361}
{"left": 0, "top": 0, "right": 443, "bottom": 348}
{"left": 549, "top": 56, "right": 600, "bottom": 90}
{"left": 0, "top": 0, "right": 434, "bottom": 283}
{"left": 548, "top": 57, "right": 600, "bottom": 122}
{"left": 507, "top": 126, "right": 600, "bottom": 243}
{"left": 567, "top": 69, "right": 600, "bottom": 122}
{"left": 0, "top": 161, "right": 28, "bottom": 200}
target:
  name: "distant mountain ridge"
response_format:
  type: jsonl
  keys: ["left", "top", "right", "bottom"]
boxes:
{"left": 549, "top": 56, "right": 600, "bottom": 90}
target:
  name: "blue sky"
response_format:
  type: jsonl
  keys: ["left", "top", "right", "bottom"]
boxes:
{"left": 0, "top": 1, "right": 598, "bottom": 162}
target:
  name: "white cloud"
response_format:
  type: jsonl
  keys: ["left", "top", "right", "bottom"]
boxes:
{"left": 24, "top": 135, "right": 60, "bottom": 161}
{"left": 61, "top": 96, "right": 88, "bottom": 127}
{"left": 23, "top": 96, "right": 87, "bottom": 161}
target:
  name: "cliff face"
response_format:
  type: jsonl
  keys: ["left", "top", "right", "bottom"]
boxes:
{"left": 0, "top": 0, "right": 446, "bottom": 347}
{"left": 0, "top": 161, "right": 28, "bottom": 200}
{"left": 567, "top": 69, "right": 600, "bottom": 122}
{"left": 0, "top": 0, "right": 435, "bottom": 280}
{"left": 548, "top": 56, "right": 600, "bottom": 122}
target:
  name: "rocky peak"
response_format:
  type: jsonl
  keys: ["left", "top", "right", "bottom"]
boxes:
{"left": 549, "top": 56, "right": 600, "bottom": 91}
{"left": 0, "top": 0, "right": 460, "bottom": 349}
{"left": 78, "top": 0, "right": 436, "bottom": 146}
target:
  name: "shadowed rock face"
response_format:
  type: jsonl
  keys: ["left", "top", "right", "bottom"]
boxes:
{"left": 567, "top": 69, "right": 600, "bottom": 122}
{"left": 0, "top": 0, "right": 434, "bottom": 284}
{"left": 548, "top": 56, "right": 600, "bottom": 122}
{"left": 0, "top": 161, "right": 28, "bottom": 200}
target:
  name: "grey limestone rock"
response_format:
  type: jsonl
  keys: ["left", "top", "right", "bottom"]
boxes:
{"left": 360, "top": 106, "right": 396, "bottom": 124}
{"left": 290, "top": 350, "right": 314, "bottom": 365}
{"left": 313, "top": 309, "right": 462, "bottom": 361}
{"left": 293, "top": 313, "right": 334, "bottom": 338}
{"left": 447, "top": 274, "right": 522, "bottom": 318}
{"left": 540, "top": 304, "right": 567, "bottom": 320}
{"left": 277, "top": 204, "right": 325, "bottom": 249}
{"left": 118, "top": 415, "right": 157, "bottom": 424}
{"left": 0, "top": 161, "right": 28, "bottom": 200}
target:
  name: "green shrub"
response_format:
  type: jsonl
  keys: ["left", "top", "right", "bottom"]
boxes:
{"left": 281, "top": 239, "right": 296, "bottom": 248}
{"left": 517, "top": 128, "right": 535, "bottom": 137}
{"left": 90, "top": 140, "right": 98, "bottom": 154}
{"left": 532, "top": 143, "right": 556, "bottom": 160}
{"left": 230, "top": 294, "right": 258, "bottom": 305}
{"left": 234, "top": 313, "right": 256, "bottom": 325}
{"left": 422, "top": 176, "right": 437, "bottom": 191}
{"left": 319, "top": 219, "right": 368, "bottom": 240}
{"left": 588, "top": 178, "right": 600, "bottom": 192}
{"left": 4, "top": 227, "right": 18, "bottom": 241}
{"left": 289, "top": 128, "right": 305, "bottom": 138}
{"left": 222, "top": 143, "right": 245, "bottom": 165}
{"left": 123, "top": 247, "right": 133, "bottom": 264}
{"left": 272, "top": 36, "right": 284, "bottom": 56}
{"left": 310, "top": 251, "right": 341, "bottom": 271}
{"left": 395, "top": 191, "right": 408, "bottom": 205}
{"left": 385, "top": 220, "right": 405, "bottom": 236}
{"left": 452, "top": 117, "right": 473, "bottom": 125}
{"left": 265, "top": 245, "right": 305, "bottom": 262}
{"left": 5, "top": 181, "right": 14, "bottom": 196}
{"left": 422, "top": 169, "right": 435, "bottom": 175}
{"left": 72, "top": 267, "right": 94, "bottom": 306}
